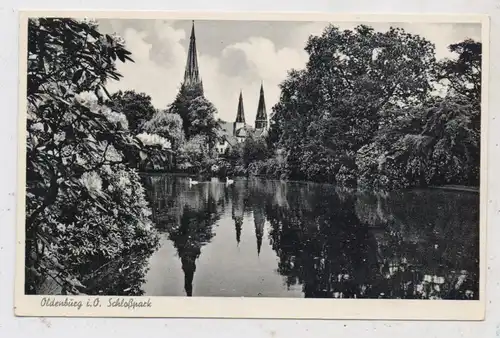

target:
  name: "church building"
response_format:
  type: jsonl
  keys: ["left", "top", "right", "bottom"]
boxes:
{"left": 181, "top": 21, "right": 269, "bottom": 156}
{"left": 230, "top": 83, "right": 269, "bottom": 144}
{"left": 215, "top": 83, "right": 269, "bottom": 155}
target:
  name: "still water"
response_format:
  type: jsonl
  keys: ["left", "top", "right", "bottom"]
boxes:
{"left": 130, "top": 174, "right": 479, "bottom": 300}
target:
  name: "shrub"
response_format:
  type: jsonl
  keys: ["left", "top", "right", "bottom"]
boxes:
{"left": 25, "top": 18, "right": 160, "bottom": 294}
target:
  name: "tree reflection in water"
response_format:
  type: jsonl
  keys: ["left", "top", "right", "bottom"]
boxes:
{"left": 141, "top": 175, "right": 479, "bottom": 299}
{"left": 231, "top": 179, "right": 245, "bottom": 246}
{"left": 262, "top": 181, "right": 479, "bottom": 300}
{"left": 143, "top": 174, "right": 221, "bottom": 296}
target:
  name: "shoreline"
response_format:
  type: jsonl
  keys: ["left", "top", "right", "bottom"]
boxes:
{"left": 139, "top": 172, "right": 479, "bottom": 193}
{"left": 428, "top": 185, "right": 479, "bottom": 193}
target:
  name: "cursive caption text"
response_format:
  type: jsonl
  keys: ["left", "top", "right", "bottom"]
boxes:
{"left": 40, "top": 297, "right": 153, "bottom": 311}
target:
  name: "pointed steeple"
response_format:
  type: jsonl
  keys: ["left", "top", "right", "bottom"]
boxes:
{"left": 183, "top": 21, "right": 201, "bottom": 86}
{"left": 233, "top": 90, "right": 246, "bottom": 137}
{"left": 236, "top": 90, "right": 245, "bottom": 123}
{"left": 255, "top": 82, "right": 268, "bottom": 130}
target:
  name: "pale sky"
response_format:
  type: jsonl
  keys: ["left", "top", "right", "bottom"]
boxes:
{"left": 97, "top": 19, "right": 481, "bottom": 124}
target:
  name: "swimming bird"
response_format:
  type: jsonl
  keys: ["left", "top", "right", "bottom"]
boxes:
{"left": 188, "top": 177, "right": 199, "bottom": 185}
{"left": 226, "top": 177, "right": 234, "bottom": 185}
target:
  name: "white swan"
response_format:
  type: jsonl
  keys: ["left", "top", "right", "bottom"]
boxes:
{"left": 226, "top": 177, "right": 234, "bottom": 185}
{"left": 188, "top": 178, "right": 199, "bottom": 185}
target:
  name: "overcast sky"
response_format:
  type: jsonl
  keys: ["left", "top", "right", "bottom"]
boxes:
{"left": 96, "top": 19, "right": 481, "bottom": 124}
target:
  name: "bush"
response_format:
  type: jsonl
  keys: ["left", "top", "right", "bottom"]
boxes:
{"left": 25, "top": 18, "right": 160, "bottom": 294}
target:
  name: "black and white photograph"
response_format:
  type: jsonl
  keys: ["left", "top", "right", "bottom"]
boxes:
{"left": 18, "top": 12, "right": 486, "bottom": 317}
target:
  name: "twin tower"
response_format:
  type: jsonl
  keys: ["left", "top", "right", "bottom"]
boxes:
{"left": 183, "top": 21, "right": 269, "bottom": 140}
{"left": 233, "top": 84, "right": 268, "bottom": 139}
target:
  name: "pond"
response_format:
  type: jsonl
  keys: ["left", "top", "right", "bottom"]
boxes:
{"left": 127, "top": 174, "right": 479, "bottom": 300}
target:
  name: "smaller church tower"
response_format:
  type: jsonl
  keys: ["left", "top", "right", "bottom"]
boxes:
{"left": 255, "top": 82, "right": 268, "bottom": 131}
{"left": 233, "top": 90, "right": 246, "bottom": 138}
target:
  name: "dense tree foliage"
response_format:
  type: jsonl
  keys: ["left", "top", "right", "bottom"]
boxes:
{"left": 176, "top": 135, "right": 215, "bottom": 175}
{"left": 25, "top": 18, "right": 161, "bottom": 294}
{"left": 357, "top": 94, "right": 480, "bottom": 189}
{"left": 118, "top": 24, "right": 481, "bottom": 191}
{"left": 110, "top": 90, "right": 157, "bottom": 133}
{"left": 435, "top": 39, "right": 481, "bottom": 104}
{"left": 354, "top": 39, "right": 481, "bottom": 189}
{"left": 168, "top": 83, "right": 219, "bottom": 144}
{"left": 142, "top": 110, "right": 184, "bottom": 151}
{"left": 265, "top": 24, "right": 481, "bottom": 189}
{"left": 242, "top": 135, "right": 270, "bottom": 167}
{"left": 131, "top": 24, "right": 481, "bottom": 190}
{"left": 187, "top": 96, "right": 220, "bottom": 146}
{"left": 268, "top": 25, "right": 436, "bottom": 184}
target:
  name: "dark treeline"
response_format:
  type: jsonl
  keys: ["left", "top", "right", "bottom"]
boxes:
{"left": 217, "top": 26, "right": 481, "bottom": 191}
{"left": 104, "top": 24, "right": 482, "bottom": 192}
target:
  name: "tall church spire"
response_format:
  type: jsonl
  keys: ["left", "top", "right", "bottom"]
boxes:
{"left": 255, "top": 82, "right": 268, "bottom": 130}
{"left": 184, "top": 20, "right": 201, "bottom": 86}
{"left": 233, "top": 90, "right": 247, "bottom": 138}
{"left": 235, "top": 90, "right": 245, "bottom": 123}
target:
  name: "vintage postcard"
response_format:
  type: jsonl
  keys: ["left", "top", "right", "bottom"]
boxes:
{"left": 15, "top": 11, "right": 488, "bottom": 319}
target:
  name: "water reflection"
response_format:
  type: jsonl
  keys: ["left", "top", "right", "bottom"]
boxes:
{"left": 144, "top": 175, "right": 221, "bottom": 296}
{"left": 141, "top": 175, "right": 479, "bottom": 299}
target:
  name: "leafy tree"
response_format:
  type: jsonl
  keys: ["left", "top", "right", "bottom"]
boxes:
{"left": 177, "top": 134, "right": 212, "bottom": 174}
{"left": 25, "top": 18, "right": 160, "bottom": 294}
{"left": 304, "top": 24, "right": 435, "bottom": 145}
{"left": 110, "top": 90, "right": 157, "bottom": 132}
{"left": 140, "top": 110, "right": 184, "bottom": 170}
{"left": 242, "top": 135, "right": 270, "bottom": 167}
{"left": 269, "top": 69, "right": 316, "bottom": 180}
{"left": 168, "top": 83, "right": 202, "bottom": 136}
{"left": 142, "top": 110, "right": 185, "bottom": 150}
{"left": 436, "top": 39, "right": 481, "bottom": 105}
{"left": 356, "top": 39, "right": 482, "bottom": 190}
{"left": 187, "top": 96, "right": 220, "bottom": 146}
{"left": 357, "top": 94, "right": 480, "bottom": 189}
{"left": 168, "top": 83, "right": 220, "bottom": 144}
{"left": 226, "top": 142, "right": 244, "bottom": 163}
{"left": 435, "top": 39, "right": 482, "bottom": 136}
{"left": 270, "top": 25, "right": 436, "bottom": 184}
